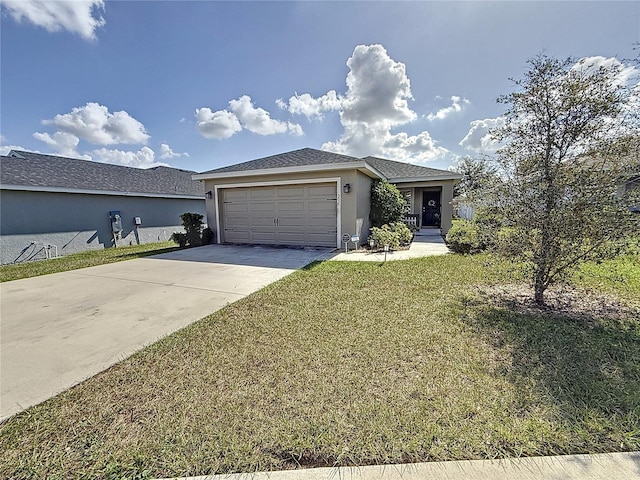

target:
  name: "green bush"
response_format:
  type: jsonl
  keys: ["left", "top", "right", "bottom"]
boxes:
{"left": 370, "top": 180, "right": 408, "bottom": 227}
{"left": 368, "top": 225, "right": 400, "bottom": 250}
{"left": 445, "top": 220, "right": 480, "bottom": 254}
{"left": 171, "top": 213, "right": 206, "bottom": 248}
{"left": 494, "top": 226, "right": 526, "bottom": 257}
{"left": 202, "top": 227, "right": 215, "bottom": 245}
{"left": 473, "top": 207, "right": 506, "bottom": 250}
{"left": 389, "top": 222, "right": 413, "bottom": 245}
{"left": 368, "top": 222, "right": 414, "bottom": 250}
{"left": 170, "top": 232, "right": 188, "bottom": 248}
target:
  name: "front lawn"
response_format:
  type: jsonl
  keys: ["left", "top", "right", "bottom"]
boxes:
{"left": 1, "top": 254, "right": 638, "bottom": 479}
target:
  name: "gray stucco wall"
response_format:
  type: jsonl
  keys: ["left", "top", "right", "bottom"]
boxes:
{"left": 0, "top": 189, "right": 205, "bottom": 264}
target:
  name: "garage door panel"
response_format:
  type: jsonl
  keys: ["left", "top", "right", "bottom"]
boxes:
{"left": 308, "top": 185, "right": 337, "bottom": 197}
{"left": 277, "top": 216, "right": 305, "bottom": 227}
{"left": 224, "top": 189, "right": 249, "bottom": 201}
{"left": 224, "top": 230, "right": 251, "bottom": 243}
{"left": 277, "top": 201, "right": 305, "bottom": 212}
{"left": 250, "top": 202, "right": 275, "bottom": 213}
{"left": 308, "top": 201, "right": 336, "bottom": 212}
{"left": 251, "top": 231, "right": 278, "bottom": 242}
{"left": 221, "top": 183, "right": 337, "bottom": 247}
{"left": 224, "top": 203, "right": 249, "bottom": 213}
{"left": 277, "top": 187, "right": 305, "bottom": 198}
{"left": 250, "top": 188, "right": 275, "bottom": 199}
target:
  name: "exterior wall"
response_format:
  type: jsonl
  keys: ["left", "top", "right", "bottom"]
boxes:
{"left": 0, "top": 189, "right": 205, "bottom": 264}
{"left": 204, "top": 169, "right": 371, "bottom": 248}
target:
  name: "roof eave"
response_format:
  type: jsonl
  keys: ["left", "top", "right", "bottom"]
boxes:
{"left": 193, "top": 161, "right": 384, "bottom": 180}
{"left": 389, "top": 174, "right": 463, "bottom": 183}
{"left": 0, "top": 184, "right": 204, "bottom": 199}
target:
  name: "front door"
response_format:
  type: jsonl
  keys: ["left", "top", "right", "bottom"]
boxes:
{"left": 422, "top": 190, "right": 441, "bottom": 227}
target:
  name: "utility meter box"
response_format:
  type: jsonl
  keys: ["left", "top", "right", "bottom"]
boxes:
{"left": 134, "top": 216, "right": 142, "bottom": 226}
{"left": 109, "top": 211, "right": 123, "bottom": 233}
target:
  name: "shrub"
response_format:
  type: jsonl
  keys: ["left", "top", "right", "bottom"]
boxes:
{"left": 171, "top": 213, "right": 206, "bottom": 248}
{"left": 389, "top": 222, "right": 413, "bottom": 245}
{"left": 170, "top": 232, "right": 188, "bottom": 248}
{"left": 370, "top": 180, "right": 408, "bottom": 227}
{"left": 202, "top": 227, "right": 215, "bottom": 245}
{"left": 368, "top": 225, "right": 400, "bottom": 250}
{"left": 181, "top": 212, "right": 204, "bottom": 246}
{"left": 445, "top": 220, "right": 480, "bottom": 254}
{"left": 473, "top": 206, "right": 506, "bottom": 250}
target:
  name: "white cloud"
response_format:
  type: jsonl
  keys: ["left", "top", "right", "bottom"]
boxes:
{"left": 1, "top": 0, "right": 105, "bottom": 41}
{"left": 280, "top": 44, "right": 449, "bottom": 162}
{"left": 572, "top": 56, "right": 638, "bottom": 86}
{"left": 159, "top": 143, "right": 189, "bottom": 159}
{"left": 43, "top": 102, "right": 150, "bottom": 145}
{"left": 195, "top": 107, "right": 242, "bottom": 139}
{"left": 195, "top": 95, "right": 303, "bottom": 139}
{"left": 277, "top": 90, "right": 343, "bottom": 119}
{"left": 323, "top": 126, "right": 447, "bottom": 164}
{"left": 459, "top": 117, "right": 505, "bottom": 153}
{"left": 0, "top": 144, "right": 36, "bottom": 156}
{"left": 340, "top": 44, "right": 417, "bottom": 127}
{"left": 427, "top": 95, "right": 470, "bottom": 121}
{"left": 32, "top": 131, "right": 82, "bottom": 157}
{"left": 91, "top": 146, "right": 169, "bottom": 168}
{"left": 229, "top": 95, "right": 302, "bottom": 136}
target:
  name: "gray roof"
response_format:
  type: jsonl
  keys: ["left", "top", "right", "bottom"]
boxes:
{"left": 1, "top": 151, "right": 204, "bottom": 197}
{"left": 201, "top": 148, "right": 360, "bottom": 174}
{"left": 200, "top": 147, "right": 459, "bottom": 181}
{"left": 362, "top": 156, "right": 460, "bottom": 181}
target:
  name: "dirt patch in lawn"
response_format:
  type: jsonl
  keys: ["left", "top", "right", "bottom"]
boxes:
{"left": 474, "top": 284, "right": 640, "bottom": 324}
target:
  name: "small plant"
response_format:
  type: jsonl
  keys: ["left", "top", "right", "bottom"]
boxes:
{"left": 171, "top": 213, "right": 205, "bottom": 248}
{"left": 389, "top": 222, "right": 413, "bottom": 245}
{"left": 446, "top": 220, "right": 480, "bottom": 254}
{"left": 202, "top": 227, "right": 215, "bottom": 245}
{"left": 170, "top": 232, "right": 188, "bottom": 248}
{"left": 369, "top": 225, "right": 400, "bottom": 250}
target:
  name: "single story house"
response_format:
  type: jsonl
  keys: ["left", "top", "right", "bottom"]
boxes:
{"left": 0, "top": 150, "right": 205, "bottom": 264}
{"left": 193, "top": 148, "right": 462, "bottom": 248}
{"left": 621, "top": 174, "right": 640, "bottom": 212}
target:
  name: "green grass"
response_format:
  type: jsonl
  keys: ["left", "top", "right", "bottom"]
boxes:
{"left": 0, "top": 241, "right": 179, "bottom": 282}
{"left": 575, "top": 254, "right": 640, "bottom": 302}
{"left": 1, "top": 254, "right": 638, "bottom": 479}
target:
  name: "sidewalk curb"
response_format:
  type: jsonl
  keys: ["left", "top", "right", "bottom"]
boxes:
{"left": 156, "top": 451, "right": 640, "bottom": 480}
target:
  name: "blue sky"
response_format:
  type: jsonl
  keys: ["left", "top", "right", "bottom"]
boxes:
{"left": 1, "top": 1, "right": 638, "bottom": 172}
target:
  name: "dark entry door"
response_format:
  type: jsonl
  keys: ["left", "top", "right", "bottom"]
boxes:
{"left": 422, "top": 190, "right": 441, "bottom": 227}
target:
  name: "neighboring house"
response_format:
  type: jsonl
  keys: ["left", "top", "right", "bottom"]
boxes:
{"left": 193, "top": 148, "right": 462, "bottom": 248}
{"left": 0, "top": 151, "right": 205, "bottom": 264}
{"left": 621, "top": 175, "right": 640, "bottom": 212}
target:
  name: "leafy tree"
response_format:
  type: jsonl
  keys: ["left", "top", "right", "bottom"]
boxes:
{"left": 494, "top": 55, "right": 640, "bottom": 304}
{"left": 369, "top": 179, "right": 408, "bottom": 227}
{"left": 452, "top": 156, "right": 499, "bottom": 201}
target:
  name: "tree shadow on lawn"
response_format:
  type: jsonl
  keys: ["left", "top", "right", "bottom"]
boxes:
{"left": 459, "top": 286, "right": 640, "bottom": 454}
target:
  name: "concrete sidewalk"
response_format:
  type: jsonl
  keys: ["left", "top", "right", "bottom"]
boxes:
{"left": 328, "top": 234, "right": 450, "bottom": 262}
{"left": 158, "top": 452, "right": 640, "bottom": 480}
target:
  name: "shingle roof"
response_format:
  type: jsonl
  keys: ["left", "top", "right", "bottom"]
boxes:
{"left": 362, "top": 156, "right": 461, "bottom": 181}
{"left": 1, "top": 151, "right": 204, "bottom": 197}
{"left": 199, "top": 147, "right": 460, "bottom": 181}
{"left": 200, "top": 148, "right": 360, "bottom": 174}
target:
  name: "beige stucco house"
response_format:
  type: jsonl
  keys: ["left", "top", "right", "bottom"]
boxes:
{"left": 193, "top": 148, "right": 461, "bottom": 248}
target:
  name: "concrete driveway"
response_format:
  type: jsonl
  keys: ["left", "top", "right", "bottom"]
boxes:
{"left": 1, "top": 244, "right": 330, "bottom": 420}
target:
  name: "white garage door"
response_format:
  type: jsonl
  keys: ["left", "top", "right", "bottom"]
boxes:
{"left": 221, "top": 183, "right": 338, "bottom": 247}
